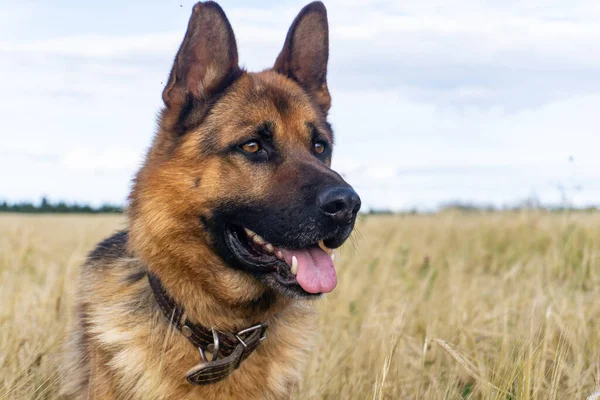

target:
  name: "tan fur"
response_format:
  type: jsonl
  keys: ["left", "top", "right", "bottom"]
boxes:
{"left": 61, "top": 2, "right": 343, "bottom": 399}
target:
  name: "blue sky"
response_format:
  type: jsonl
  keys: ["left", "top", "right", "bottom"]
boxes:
{"left": 1, "top": 0, "right": 599, "bottom": 210}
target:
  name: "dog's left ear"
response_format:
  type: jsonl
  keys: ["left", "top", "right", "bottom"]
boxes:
{"left": 274, "top": 1, "right": 330, "bottom": 114}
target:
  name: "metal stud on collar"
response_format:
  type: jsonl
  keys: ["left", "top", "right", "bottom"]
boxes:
{"left": 181, "top": 325, "right": 193, "bottom": 338}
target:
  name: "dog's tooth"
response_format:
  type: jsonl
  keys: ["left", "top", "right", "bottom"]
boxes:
{"left": 331, "top": 253, "right": 335, "bottom": 263}
{"left": 253, "top": 235, "right": 265, "bottom": 245}
{"left": 244, "top": 228, "right": 256, "bottom": 238}
{"left": 318, "top": 240, "right": 333, "bottom": 255}
{"left": 291, "top": 256, "right": 298, "bottom": 275}
{"left": 276, "top": 250, "right": 284, "bottom": 260}
{"left": 265, "top": 243, "right": 274, "bottom": 253}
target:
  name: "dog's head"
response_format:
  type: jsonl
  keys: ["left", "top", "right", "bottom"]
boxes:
{"left": 130, "top": 1, "right": 360, "bottom": 299}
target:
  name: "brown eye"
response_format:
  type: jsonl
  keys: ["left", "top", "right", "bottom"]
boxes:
{"left": 314, "top": 141, "right": 326, "bottom": 154}
{"left": 242, "top": 141, "right": 261, "bottom": 153}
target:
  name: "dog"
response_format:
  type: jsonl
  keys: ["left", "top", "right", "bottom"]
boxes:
{"left": 60, "top": 1, "right": 360, "bottom": 399}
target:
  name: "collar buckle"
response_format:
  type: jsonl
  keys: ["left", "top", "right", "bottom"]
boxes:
{"left": 235, "top": 323, "right": 268, "bottom": 347}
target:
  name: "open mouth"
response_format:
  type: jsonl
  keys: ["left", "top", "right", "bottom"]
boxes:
{"left": 224, "top": 225, "right": 337, "bottom": 295}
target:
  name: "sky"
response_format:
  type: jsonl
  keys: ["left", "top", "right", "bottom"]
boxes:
{"left": 1, "top": 0, "right": 599, "bottom": 211}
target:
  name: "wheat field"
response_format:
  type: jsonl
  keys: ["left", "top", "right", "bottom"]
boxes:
{"left": 1, "top": 212, "right": 600, "bottom": 399}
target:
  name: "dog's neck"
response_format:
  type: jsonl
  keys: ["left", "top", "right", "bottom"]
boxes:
{"left": 142, "top": 258, "right": 292, "bottom": 332}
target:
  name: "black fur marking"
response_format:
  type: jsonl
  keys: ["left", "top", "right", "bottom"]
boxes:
{"left": 269, "top": 89, "right": 291, "bottom": 116}
{"left": 233, "top": 289, "right": 277, "bottom": 313}
{"left": 200, "top": 215, "right": 209, "bottom": 231}
{"left": 307, "top": 121, "right": 333, "bottom": 143}
{"left": 124, "top": 270, "right": 147, "bottom": 285}
{"left": 308, "top": 123, "right": 320, "bottom": 142}
{"left": 88, "top": 230, "right": 129, "bottom": 262}
{"left": 257, "top": 121, "right": 275, "bottom": 138}
{"left": 193, "top": 178, "right": 201, "bottom": 188}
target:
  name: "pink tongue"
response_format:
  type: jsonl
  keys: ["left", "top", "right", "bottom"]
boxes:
{"left": 281, "top": 247, "right": 337, "bottom": 294}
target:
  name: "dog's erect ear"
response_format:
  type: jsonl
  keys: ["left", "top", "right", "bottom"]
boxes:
{"left": 274, "top": 2, "right": 331, "bottom": 114}
{"left": 162, "top": 1, "right": 239, "bottom": 109}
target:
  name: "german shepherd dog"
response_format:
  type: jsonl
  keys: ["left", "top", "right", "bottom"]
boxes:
{"left": 61, "top": 1, "right": 360, "bottom": 399}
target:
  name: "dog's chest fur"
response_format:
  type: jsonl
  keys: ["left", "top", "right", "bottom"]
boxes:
{"left": 60, "top": 232, "right": 316, "bottom": 400}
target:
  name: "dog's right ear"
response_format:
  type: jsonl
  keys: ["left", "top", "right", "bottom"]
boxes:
{"left": 162, "top": 1, "right": 240, "bottom": 109}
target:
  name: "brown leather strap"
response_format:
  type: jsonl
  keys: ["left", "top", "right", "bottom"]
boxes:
{"left": 147, "top": 273, "right": 267, "bottom": 385}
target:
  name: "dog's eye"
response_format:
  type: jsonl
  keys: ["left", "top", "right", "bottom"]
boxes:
{"left": 241, "top": 141, "right": 261, "bottom": 154}
{"left": 314, "top": 141, "right": 327, "bottom": 155}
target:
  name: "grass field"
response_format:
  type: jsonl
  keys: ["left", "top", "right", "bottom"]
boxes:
{"left": 1, "top": 212, "right": 600, "bottom": 399}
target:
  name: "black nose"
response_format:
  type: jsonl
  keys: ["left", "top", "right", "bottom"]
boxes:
{"left": 317, "top": 186, "right": 361, "bottom": 223}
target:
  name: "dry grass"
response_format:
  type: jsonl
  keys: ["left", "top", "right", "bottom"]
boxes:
{"left": 1, "top": 212, "right": 600, "bottom": 399}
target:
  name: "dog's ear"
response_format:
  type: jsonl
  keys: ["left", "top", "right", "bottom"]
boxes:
{"left": 274, "top": 2, "right": 331, "bottom": 114}
{"left": 162, "top": 1, "right": 239, "bottom": 109}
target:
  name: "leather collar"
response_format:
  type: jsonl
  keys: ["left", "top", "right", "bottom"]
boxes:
{"left": 147, "top": 273, "right": 268, "bottom": 385}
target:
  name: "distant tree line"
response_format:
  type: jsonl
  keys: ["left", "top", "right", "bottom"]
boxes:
{"left": 0, "top": 197, "right": 123, "bottom": 213}
{"left": 438, "top": 201, "right": 598, "bottom": 213}
{"left": 365, "top": 201, "right": 598, "bottom": 215}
